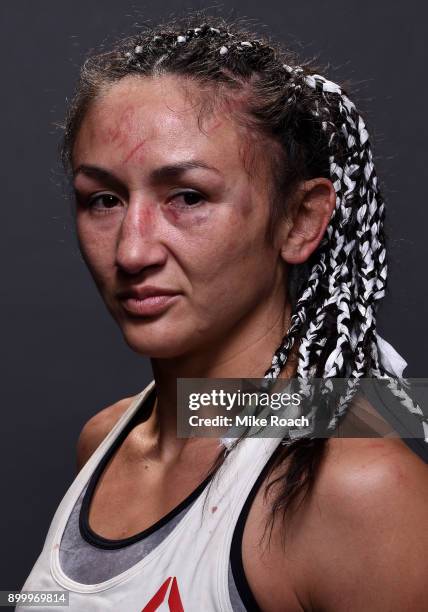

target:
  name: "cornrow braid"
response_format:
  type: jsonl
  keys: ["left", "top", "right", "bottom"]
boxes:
{"left": 60, "top": 16, "right": 428, "bottom": 525}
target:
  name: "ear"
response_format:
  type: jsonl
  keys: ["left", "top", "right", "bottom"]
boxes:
{"left": 279, "top": 177, "right": 336, "bottom": 264}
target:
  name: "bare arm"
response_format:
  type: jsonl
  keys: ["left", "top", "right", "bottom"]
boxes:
{"left": 306, "top": 438, "right": 428, "bottom": 611}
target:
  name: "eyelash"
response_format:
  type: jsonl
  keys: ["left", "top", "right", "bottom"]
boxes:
{"left": 169, "top": 190, "right": 206, "bottom": 209}
{"left": 85, "top": 193, "right": 119, "bottom": 214}
{"left": 83, "top": 190, "right": 206, "bottom": 213}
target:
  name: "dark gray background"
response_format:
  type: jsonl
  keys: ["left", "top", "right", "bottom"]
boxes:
{"left": 1, "top": 0, "right": 426, "bottom": 590}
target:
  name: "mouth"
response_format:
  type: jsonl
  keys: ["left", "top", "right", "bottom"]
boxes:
{"left": 120, "top": 294, "right": 181, "bottom": 317}
{"left": 119, "top": 287, "right": 180, "bottom": 317}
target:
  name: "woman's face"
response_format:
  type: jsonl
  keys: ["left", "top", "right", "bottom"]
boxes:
{"left": 72, "top": 74, "right": 287, "bottom": 358}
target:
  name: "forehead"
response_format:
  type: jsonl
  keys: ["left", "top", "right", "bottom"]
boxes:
{"left": 72, "top": 74, "right": 253, "bottom": 173}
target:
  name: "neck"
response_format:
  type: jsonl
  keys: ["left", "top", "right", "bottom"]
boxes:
{"left": 142, "top": 287, "right": 297, "bottom": 461}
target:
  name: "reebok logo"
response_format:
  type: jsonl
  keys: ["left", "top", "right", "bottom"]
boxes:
{"left": 141, "top": 576, "right": 184, "bottom": 611}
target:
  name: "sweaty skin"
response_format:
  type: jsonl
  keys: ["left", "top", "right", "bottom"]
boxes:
{"left": 74, "top": 74, "right": 428, "bottom": 612}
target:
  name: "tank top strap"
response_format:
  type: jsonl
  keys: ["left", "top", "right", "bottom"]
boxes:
{"left": 187, "top": 434, "right": 284, "bottom": 610}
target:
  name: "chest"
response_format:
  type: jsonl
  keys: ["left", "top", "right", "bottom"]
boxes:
{"left": 87, "top": 439, "right": 223, "bottom": 536}
{"left": 87, "top": 450, "right": 309, "bottom": 612}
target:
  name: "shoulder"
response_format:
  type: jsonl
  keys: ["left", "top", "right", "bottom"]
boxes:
{"left": 246, "top": 437, "right": 428, "bottom": 611}
{"left": 317, "top": 437, "right": 428, "bottom": 513}
{"left": 304, "top": 438, "right": 428, "bottom": 610}
{"left": 76, "top": 394, "right": 136, "bottom": 472}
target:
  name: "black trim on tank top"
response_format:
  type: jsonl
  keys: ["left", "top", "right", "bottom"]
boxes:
{"left": 230, "top": 442, "right": 283, "bottom": 612}
{"left": 79, "top": 385, "right": 215, "bottom": 550}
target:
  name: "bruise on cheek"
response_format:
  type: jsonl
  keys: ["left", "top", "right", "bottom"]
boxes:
{"left": 165, "top": 207, "right": 211, "bottom": 227}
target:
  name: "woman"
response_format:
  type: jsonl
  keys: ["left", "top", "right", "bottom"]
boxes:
{"left": 18, "top": 16, "right": 428, "bottom": 612}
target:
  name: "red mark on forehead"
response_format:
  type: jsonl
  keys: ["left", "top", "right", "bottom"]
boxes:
{"left": 106, "top": 124, "right": 121, "bottom": 144}
{"left": 107, "top": 107, "right": 131, "bottom": 136}
{"left": 100, "top": 105, "right": 139, "bottom": 149}
{"left": 123, "top": 140, "right": 146, "bottom": 164}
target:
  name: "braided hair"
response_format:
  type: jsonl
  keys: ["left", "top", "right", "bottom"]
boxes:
{"left": 60, "top": 15, "right": 428, "bottom": 527}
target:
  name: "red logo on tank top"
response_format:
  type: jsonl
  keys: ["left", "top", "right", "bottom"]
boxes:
{"left": 141, "top": 577, "right": 184, "bottom": 611}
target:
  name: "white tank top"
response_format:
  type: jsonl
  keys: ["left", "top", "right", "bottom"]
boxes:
{"left": 18, "top": 380, "right": 285, "bottom": 611}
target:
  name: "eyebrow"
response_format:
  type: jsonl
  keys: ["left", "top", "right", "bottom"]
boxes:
{"left": 72, "top": 161, "right": 221, "bottom": 188}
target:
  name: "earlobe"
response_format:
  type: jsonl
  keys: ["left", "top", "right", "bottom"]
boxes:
{"left": 280, "top": 178, "right": 336, "bottom": 265}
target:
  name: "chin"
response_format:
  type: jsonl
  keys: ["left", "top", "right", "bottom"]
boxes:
{"left": 119, "top": 320, "right": 198, "bottom": 359}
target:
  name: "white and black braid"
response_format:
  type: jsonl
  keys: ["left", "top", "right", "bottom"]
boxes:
{"left": 263, "top": 66, "right": 428, "bottom": 441}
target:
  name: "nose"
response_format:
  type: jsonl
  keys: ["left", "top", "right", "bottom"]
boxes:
{"left": 115, "top": 197, "right": 167, "bottom": 275}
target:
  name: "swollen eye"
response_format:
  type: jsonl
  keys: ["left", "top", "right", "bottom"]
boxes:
{"left": 183, "top": 192, "right": 201, "bottom": 205}
{"left": 167, "top": 190, "right": 205, "bottom": 209}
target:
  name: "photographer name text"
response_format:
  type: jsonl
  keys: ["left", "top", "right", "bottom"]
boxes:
{"left": 188, "top": 414, "right": 309, "bottom": 428}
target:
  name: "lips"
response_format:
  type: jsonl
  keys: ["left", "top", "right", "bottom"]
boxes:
{"left": 117, "top": 285, "right": 180, "bottom": 300}
{"left": 117, "top": 285, "right": 181, "bottom": 317}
